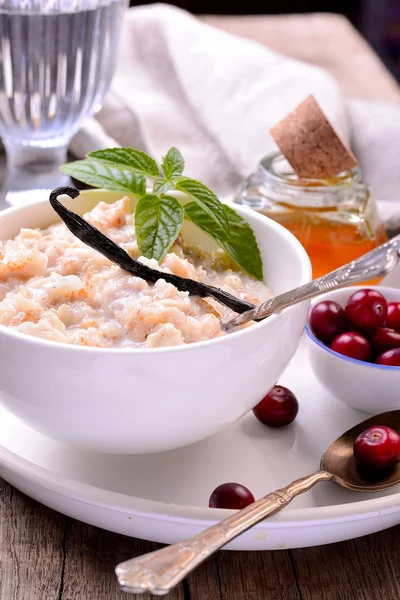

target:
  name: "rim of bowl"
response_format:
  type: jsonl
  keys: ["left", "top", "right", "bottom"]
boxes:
{"left": 306, "top": 284, "right": 400, "bottom": 370}
{"left": 0, "top": 193, "right": 312, "bottom": 355}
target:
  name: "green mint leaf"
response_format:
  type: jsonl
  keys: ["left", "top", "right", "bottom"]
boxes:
{"left": 175, "top": 178, "right": 230, "bottom": 235}
{"left": 135, "top": 194, "right": 184, "bottom": 262}
{"left": 60, "top": 160, "right": 146, "bottom": 195}
{"left": 88, "top": 148, "right": 159, "bottom": 178}
{"left": 184, "top": 202, "right": 263, "bottom": 280}
{"left": 153, "top": 177, "right": 175, "bottom": 194}
{"left": 162, "top": 147, "right": 184, "bottom": 179}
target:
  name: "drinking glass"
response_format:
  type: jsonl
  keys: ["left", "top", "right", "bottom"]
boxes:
{"left": 0, "top": 0, "right": 127, "bottom": 207}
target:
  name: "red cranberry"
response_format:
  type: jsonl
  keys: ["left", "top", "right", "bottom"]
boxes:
{"left": 253, "top": 385, "right": 298, "bottom": 427}
{"left": 372, "top": 327, "right": 400, "bottom": 354}
{"left": 354, "top": 426, "right": 400, "bottom": 470}
{"left": 345, "top": 289, "right": 387, "bottom": 330}
{"left": 209, "top": 483, "right": 255, "bottom": 509}
{"left": 309, "top": 301, "right": 348, "bottom": 344}
{"left": 330, "top": 331, "right": 371, "bottom": 361}
{"left": 387, "top": 303, "right": 400, "bottom": 332}
{"left": 376, "top": 347, "right": 400, "bottom": 366}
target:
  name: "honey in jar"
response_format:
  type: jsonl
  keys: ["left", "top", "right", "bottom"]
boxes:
{"left": 235, "top": 152, "right": 387, "bottom": 280}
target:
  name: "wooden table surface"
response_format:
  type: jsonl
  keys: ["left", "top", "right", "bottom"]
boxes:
{"left": 1, "top": 12, "right": 400, "bottom": 600}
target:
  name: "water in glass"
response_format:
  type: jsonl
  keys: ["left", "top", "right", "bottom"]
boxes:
{"left": 0, "top": 0, "right": 126, "bottom": 205}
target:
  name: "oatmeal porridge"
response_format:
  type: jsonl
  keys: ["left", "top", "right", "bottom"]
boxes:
{"left": 0, "top": 198, "right": 271, "bottom": 348}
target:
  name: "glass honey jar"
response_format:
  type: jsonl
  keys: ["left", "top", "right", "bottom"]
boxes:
{"left": 235, "top": 152, "right": 387, "bottom": 280}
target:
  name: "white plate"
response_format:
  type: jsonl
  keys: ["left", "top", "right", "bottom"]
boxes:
{"left": 1, "top": 338, "right": 400, "bottom": 550}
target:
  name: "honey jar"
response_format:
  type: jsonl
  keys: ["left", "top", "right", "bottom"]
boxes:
{"left": 235, "top": 152, "right": 387, "bottom": 280}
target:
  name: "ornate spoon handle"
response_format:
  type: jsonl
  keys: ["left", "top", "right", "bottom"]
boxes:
{"left": 115, "top": 471, "right": 331, "bottom": 595}
{"left": 224, "top": 234, "right": 400, "bottom": 331}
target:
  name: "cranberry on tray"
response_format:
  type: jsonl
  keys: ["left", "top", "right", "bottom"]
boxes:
{"left": 354, "top": 426, "right": 400, "bottom": 470}
{"left": 253, "top": 385, "right": 298, "bottom": 428}
{"left": 209, "top": 483, "right": 255, "bottom": 510}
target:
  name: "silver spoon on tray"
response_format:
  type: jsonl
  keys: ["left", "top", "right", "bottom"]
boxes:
{"left": 116, "top": 410, "right": 400, "bottom": 596}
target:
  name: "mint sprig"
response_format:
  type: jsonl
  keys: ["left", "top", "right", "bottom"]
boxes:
{"left": 61, "top": 147, "right": 263, "bottom": 280}
{"left": 153, "top": 177, "right": 175, "bottom": 194}
{"left": 161, "top": 147, "right": 184, "bottom": 179}
{"left": 89, "top": 148, "right": 159, "bottom": 178}
{"left": 60, "top": 160, "right": 146, "bottom": 195}
{"left": 175, "top": 178, "right": 230, "bottom": 235}
{"left": 135, "top": 194, "right": 184, "bottom": 262}
{"left": 184, "top": 202, "right": 263, "bottom": 281}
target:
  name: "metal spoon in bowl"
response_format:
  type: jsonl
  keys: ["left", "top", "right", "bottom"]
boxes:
{"left": 223, "top": 233, "right": 400, "bottom": 331}
{"left": 116, "top": 410, "right": 400, "bottom": 596}
{"left": 50, "top": 188, "right": 400, "bottom": 326}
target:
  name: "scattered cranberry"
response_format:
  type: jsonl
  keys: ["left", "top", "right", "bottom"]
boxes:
{"left": 377, "top": 347, "right": 400, "bottom": 366}
{"left": 309, "top": 301, "right": 348, "bottom": 344}
{"left": 345, "top": 289, "right": 387, "bottom": 330}
{"left": 209, "top": 483, "right": 255, "bottom": 509}
{"left": 330, "top": 331, "right": 371, "bottom": 361}
{"left": 387, "top": 303, "right": 400, "bottom": 332}
{"left": 372, "top": 327, "right": 400, "bottom": 354}
{"left": 353, "top": 426, "right": 400, "bottom": 470}
{"left": 253, "top": 385, "right": 298, "bottom": 427}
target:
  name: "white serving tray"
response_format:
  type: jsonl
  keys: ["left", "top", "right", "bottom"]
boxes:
{"left": 1, "top": 337, "right": 399, "bottom": 550}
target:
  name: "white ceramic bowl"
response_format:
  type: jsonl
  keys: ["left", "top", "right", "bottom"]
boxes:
{"left": 0, "top": 190, "right": 311, "bottom": 454}
{"left": 306, "top": 285, "right": 400, "bottom": 414}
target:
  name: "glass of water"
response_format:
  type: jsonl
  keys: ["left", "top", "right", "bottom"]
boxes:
{"left": 0, "top": 0, "right": 127, "bottom": 206}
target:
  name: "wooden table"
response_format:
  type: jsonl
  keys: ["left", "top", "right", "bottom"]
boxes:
{"left": 1, "top": 13, "right": 400, "bottom": 600}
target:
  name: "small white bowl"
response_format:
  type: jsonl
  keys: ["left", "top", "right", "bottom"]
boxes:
{"left": 0, "top": 190, "right": 311, "bottom": 454}
{"left": 306, "top": 285, "right": 400, "bottom": 414}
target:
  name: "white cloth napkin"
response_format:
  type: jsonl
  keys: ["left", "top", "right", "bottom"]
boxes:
{"left": 70, "top": 4, "right": 400, "bottom": 220}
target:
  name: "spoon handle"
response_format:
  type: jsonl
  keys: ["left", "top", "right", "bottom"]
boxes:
{"left": 115, "top": 470, "right": 331, "bottom": 595}
{"left": 225, "top": 234, "right": 400, "bottom": 331}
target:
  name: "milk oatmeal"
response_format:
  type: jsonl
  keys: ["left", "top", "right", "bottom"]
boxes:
{"left": 0, "top": 198, "right": 270, "bottom": 348}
